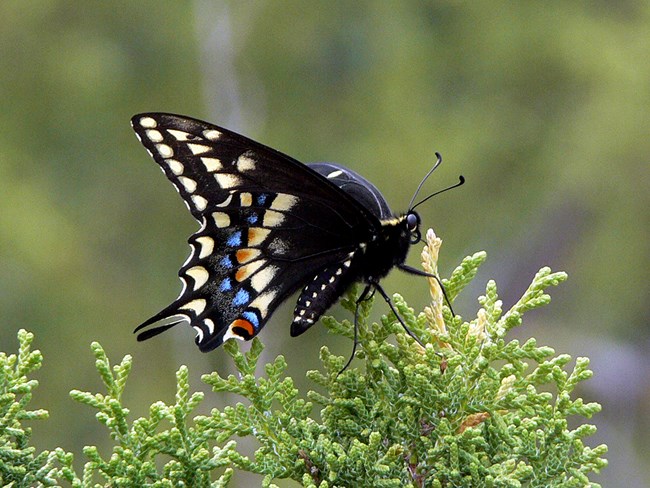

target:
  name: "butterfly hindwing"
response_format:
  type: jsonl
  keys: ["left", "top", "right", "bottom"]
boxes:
{"left": 132, "top": 113, "right": 384, "bottom": 350}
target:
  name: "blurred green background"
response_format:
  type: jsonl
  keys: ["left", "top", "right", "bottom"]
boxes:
{"left": 1, "top": 1, "right": 648, "bottom": 485}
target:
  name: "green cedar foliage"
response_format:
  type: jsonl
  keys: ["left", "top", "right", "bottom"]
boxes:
{"left": 0, "top": 330, "right": 77, "bottom": 486}
{"left": 0, "top": 232, "right": 607, "bottom": 486}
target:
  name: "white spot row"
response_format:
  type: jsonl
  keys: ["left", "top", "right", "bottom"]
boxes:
{"left": 186, "top": 266, "right": 209, "bottom": 290}
{"left": 203, "top": 129, "right": 221, "bottom": 140}
{"left": 192, "top": 195, "right": 208, "bottom": 211}
{"left": 249, "top": 289, "right": 277, "bottom": 317}
{"left": 240, "top": 192, "right": 253, "bottom": 207}
{"left": 237, "top": 154, "right": 256, "bottom": 171}
{"left": 179, "top": 176, "right": 197, "bottom": 193}
{"left": 202, "top": 157, "right": 222, "bottom": 171}
{"left": 263, "top": 210, "right": 285, "bottom": 227}
{"left": 216, "top": 194, "right": 233, "bottom": 207}
{"left": 146, "top": 129, "right": 163, "bottom": 142}
{"left": 180, "top": 298, "right": 207, "bottom": 315}
{"left": 215, "top": 173, "right": 241, "bottom": 189}
{"left": 168, "top": 129, "right": 192, "bottom": 141}
{"left": 196, "top": 236, "right": 215, "bottom": 259}
{"left": 168, "top": 159, "right": 184, "bottom": 175}
{"left": 213, "top": 211, "right": 230, "bottom": 228}
{"left": 251, "top": 265, "right": 277, "bottom": 292}
{"left": 193, "top": 318, "right": 216, "bottom": 344}
{"left": 271, "top": 193, "right": 298, "bottom": 212}
{"left": 188, "top": 143, "right": 211, "bottom": 156}
{"left": 139, "top": 116, "right": 157, "bottom": 128}
{"left": 156, "top": 144, "right": 173, "bottom": 158}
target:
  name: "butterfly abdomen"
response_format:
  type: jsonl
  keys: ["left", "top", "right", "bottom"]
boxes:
{"left": 291, "top": 251, "right": 359, "bottom": 336}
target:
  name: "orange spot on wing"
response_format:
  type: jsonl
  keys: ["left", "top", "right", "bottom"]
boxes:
{"left": 235, "top": 268, "right": 246, "bottom": 281}
{"left": 236, "top": 249, "right": 252, "bottom": 263}
{"left": 230, "top": 319, "right": 255, "bottom": 339}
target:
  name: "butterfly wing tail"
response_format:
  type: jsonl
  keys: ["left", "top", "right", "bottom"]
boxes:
{"left": 134, "top": 301, "right": 233, "bottom": 351}
{"left": 134, "top": 321, "right": 182, "bottom": 341}
{"left": 133, "top": 303, "right": 189, "bottom": 341}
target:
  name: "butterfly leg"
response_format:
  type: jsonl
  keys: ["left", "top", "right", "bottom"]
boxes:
{"left": 372, "top": 282, "right": 425, "bottom": 348}
{"left": 397, "top": 264, "right": 456, "bottom": 316}
{"left": 339, "top": 284, "right": 374, "bottom": 374}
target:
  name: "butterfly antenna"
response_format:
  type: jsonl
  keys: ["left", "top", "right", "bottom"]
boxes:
{"left": 408, "top": 152, "right": 443, "bottom": 210}
{"left": 411, "top": 175, "right": 465, "bottom": 211}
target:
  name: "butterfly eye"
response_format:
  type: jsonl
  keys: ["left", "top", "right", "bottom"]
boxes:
{"left": 406, "top": 212, "right": 419, "bottom": 231}
{"left": 406, "top": 212, "right": 420, "bottom": 244}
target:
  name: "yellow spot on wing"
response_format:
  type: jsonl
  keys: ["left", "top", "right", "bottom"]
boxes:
{"left": 250, "top": 289, "right": 277, "bottom": 316}
{"left": 146, "top": 129, "right": 163, "bottom": 142}
{"left": 251, "top": 265, "right": 277, "bottom": 292}
{"left": 178, "top": 176, "right": 197, "bottom": 193}
{"left": 236, "top": 154, "right": 256, "bottom": 171}
{"left": 196, "top": 236, "right": 215, "bottom": 259}
{"left": 201, "top": 157, "right": 222, "bottom": 171}
{"left": 240, "top": 192, "right": 253, "bottom": 207}
{"left": 203, "top": 129, "right": 222, "bottom": 140}
{"left": 214, "top": 173, "right": 241, "bottom": 189}
{"left": 156, "top": 144, "right": 173, "bottom": 158}
{"left": 235, "top": 260, "right": 264, "bottom": 282}
{"left": 139, "top": 117, "right": 157, "bottom": 128}
{"left": 180, "top": 298, "right": 207, "bottom": 315}
{"left": 204, "top": 318, "right": 215, "bottom": 334}
{"left": 192, "top": 195, "right": 208, "bottom": 211}
{"left": 263, "top": 210, "right": 285, "bottom": 227}
{"left": 167, "top": 159, "right": 184, "bottom": 175}
{"left": 186, "top": 266, "right": 209, "bottom": 289}
{"left": 187, "top": 143, "right": 211, "bottom": 155}
{"left": 167, "top": 129, "right": 192, "bottom": 141}
{"left": 236, "top": 248, "right": 261, "bottom": 263}
{"left": 248, "top": 228, "right": 270, "bottom": 246}
{"left": 212, "top": 212, "right": 230, "bottom": 228}
{"left": 272, "top": 193, "right": 298, "bottom": 211}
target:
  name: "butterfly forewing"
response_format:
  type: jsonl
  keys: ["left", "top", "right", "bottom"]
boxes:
{"left": 132, "top": 113, "right": 382, "bottom": 350}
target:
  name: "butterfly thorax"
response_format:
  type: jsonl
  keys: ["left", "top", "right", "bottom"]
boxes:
{"left": 359, "top": 212, "right": 418, "bottom": 282}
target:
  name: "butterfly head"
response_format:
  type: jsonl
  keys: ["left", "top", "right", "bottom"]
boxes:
{"left": 406, "top": 152, "right": 465, "bottom": 245}
{"left": 405, "top": 211, "right": 421, "bottom": 244}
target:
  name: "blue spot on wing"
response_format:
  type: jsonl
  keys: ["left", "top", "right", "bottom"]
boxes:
{"left": 257, "top": 193, "right": 268, "bottom": 206}
{"left": 247, "top": 213, "right": 258, "bottom": 224}
{"left": 233, "top": 289, "right": 250, "bottom": 306}
{"left": 220, "top": 256, "right": 233, "bottom": 269}
{"left": 242, "top": 311, "right": 259, "bottom": 329}
{"left": 220, "top": 278, "right": 232, "bottom": 292}
{"left": 227, "top": 231, "right": 242, "bottom": 247}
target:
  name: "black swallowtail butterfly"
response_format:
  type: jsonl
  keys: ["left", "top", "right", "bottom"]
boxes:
{"left": 132, "top": 113, "right": 462, "bottom": 354}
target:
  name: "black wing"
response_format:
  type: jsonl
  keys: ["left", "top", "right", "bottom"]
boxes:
{"left": 309, "top": 162, "right": 393, "bottom": 220}
{"left": 132, "top": 113, "right": 381, "bottom": 350}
